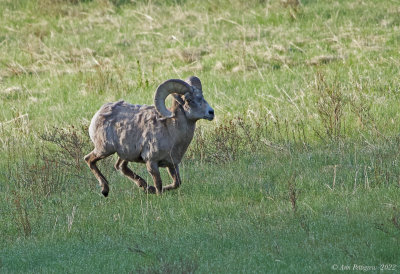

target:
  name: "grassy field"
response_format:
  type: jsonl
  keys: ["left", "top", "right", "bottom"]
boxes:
{"left": 1, "top": 0, "right": 400, "bottom": 272}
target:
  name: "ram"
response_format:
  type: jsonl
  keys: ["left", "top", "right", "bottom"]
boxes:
{"left": 84, "top": 76, "right": 214, "bottom": 196}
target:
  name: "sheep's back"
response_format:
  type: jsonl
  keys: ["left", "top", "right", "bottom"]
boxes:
{"left": 89, "top": 100, "right": 166, "bottom": 161}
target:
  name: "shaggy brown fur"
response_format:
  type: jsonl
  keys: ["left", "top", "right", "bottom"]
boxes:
{"left": 84, "top": 77, "right": 214, "bottom": 196}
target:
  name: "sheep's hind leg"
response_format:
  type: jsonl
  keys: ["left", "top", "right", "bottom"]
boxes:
{"left": 163, "top": 166, "right": 181, "bottom": 191}
{"left": 115, "top": 158, "right": 156, "bottom": 194}
{"left": 84, "top": 151, "right": 110, "bottom": 197}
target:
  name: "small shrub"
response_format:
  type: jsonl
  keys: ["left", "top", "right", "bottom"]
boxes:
{"left": 39, "top": 125, "right": 91, "bottom": 172}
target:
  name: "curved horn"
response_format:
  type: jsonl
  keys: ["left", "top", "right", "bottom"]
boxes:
{"left": 154, "top": 79, "right": 191, "bottom": 118}
{"left": 186, "top": 76, "right": 202, "bottom": 91}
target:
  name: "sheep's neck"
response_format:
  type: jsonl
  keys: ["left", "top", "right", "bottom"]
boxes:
{"left": 166, "top": 104, "right": 196, "bottom": 160}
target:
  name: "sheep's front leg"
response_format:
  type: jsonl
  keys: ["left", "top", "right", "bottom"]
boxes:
{"left": 163, "top": 166, "right": 181, "bottom": 191}
{"left": 146, "top": 161, "right": 163, "bottom": 194}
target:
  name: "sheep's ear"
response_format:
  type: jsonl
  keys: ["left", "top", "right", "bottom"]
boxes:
{"left": 172, "top": 94, "right": 185, "bottom": 105}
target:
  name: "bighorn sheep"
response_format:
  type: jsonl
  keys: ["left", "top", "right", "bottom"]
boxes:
{"left": 84, "top": 76, "right": 214, "bottom": 196}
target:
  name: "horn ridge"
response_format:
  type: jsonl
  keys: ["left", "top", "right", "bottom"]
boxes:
{"left": 154, "top": 79, "right": 191, "bottom": 118}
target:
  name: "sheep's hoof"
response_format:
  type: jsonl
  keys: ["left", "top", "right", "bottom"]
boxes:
{"left": 145, "top": 186, "right": 156, "bottom": 194}
{"left": 102, "top": 189, "right": 109, "bottom": 197}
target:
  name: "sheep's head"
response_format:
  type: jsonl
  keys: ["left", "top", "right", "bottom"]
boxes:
{"left": 154, "top": 76, "right": 214, "bottom": 121}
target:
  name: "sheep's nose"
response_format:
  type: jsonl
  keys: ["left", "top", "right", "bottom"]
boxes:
{"left": 208, "top": 110, "right": 214, "bottom": 116}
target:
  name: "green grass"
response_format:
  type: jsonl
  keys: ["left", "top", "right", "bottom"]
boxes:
{"left": 1, "top": 0, "right": 400, "bottom": 272}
